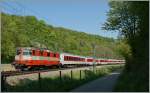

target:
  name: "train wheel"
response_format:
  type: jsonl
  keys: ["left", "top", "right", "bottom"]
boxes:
{"left": 58, "top": 64, "right": 63, "bottom": 68}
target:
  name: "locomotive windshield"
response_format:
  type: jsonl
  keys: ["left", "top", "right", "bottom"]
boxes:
{"left": 23, "top": 50, "right": 32, "bottom": 55}
{"left": 16, "top": 49, "right": 32, "bottom": 55}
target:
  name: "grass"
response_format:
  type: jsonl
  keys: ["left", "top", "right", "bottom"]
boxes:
{"left": 4, "top": 65, "right": 123, "bottom": 92}
{"left": 113, "top": 68, "right": 149, "bottom": 92}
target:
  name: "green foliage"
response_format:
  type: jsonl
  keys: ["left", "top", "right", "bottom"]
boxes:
{"left": 114, "top": 69, "right": 149, "bottom": 92}
{"left": 1, "top": 13, "right": 123, "bottom": 63}
{"left": 115, "top": 39, "right": 131, "bottom": 59}
{"left": 103, "top": 1, "right": 149, "bottom": 91}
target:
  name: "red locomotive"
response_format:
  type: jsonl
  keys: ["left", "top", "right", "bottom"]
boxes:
{"left": 13, "top": 47, "right": 60, "bottom": 70}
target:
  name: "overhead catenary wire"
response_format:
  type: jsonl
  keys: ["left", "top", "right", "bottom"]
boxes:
{"left": 0, "top": 1, "right": 25, "bottom": 15}
{"left": 14, "top": 1, "right": 50, "bottom": 21}
{"left": 1, "top": 1, "right": 50, "bottom": 22}
{"left": 0, "top": 2, "right": 20, "bottom": 14}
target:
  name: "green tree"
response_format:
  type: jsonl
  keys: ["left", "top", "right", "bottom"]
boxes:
{"left": 103, "top": 1, "right": 149, "bottom": 91}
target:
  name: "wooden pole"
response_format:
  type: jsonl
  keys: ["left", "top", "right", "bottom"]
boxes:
{"left": 38, "top": 72, "right": 41, "bottom": 91}
{"left": 1, "top": 75, "right": 6, "bottom": 92}
{"left": 59, "top": 71, "right": 62, "bottom": 81}
{"left": 80, "top": 70, "right": 81, "bottom": 80}
{"left": 84, "top": 70, "right": 86, "bottom": 78}
{"left": 71, "top": 70, "right": 73, "bottom": 80}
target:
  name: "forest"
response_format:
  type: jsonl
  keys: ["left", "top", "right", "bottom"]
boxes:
{"left": 1, "top": 13, "right": 125, "bottom": 64}
{"left": 103, "top": 1, "right": 149, "bottom": 91}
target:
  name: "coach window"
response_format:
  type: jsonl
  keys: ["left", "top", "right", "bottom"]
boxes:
{"left": 70, "top": 57, "right": 72, "bottom": 61}
{"left": 70, "top": 57, "right": 71, "bottom": 61}
{"left": 68, "top": 56, "right": 70, "bottom": 61}
{"left": 72, "top": 57, "right": 74, "bottom": 61}
{"left": 68, "top": 56, "right": 69, "bottom": 61}
{"left": 75, "top": 57, "right": 77, "bottom": 61}
{"left": 64, "top": 56, "right": 66, "bottom": 60}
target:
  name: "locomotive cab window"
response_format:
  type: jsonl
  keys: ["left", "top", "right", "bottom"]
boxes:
{"left": 17, "top": 50, "right": 21, "bottom": 55}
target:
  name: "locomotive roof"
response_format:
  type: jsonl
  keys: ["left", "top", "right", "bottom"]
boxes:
{"left": 16, "top": 47, "right": 53, "bottom": 52}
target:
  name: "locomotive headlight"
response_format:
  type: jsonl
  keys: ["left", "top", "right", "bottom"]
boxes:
{"left": 15, "top": 55, "right": 20, "bottom": 61}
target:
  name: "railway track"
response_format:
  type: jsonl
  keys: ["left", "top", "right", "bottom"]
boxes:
{"left": 1, "top": 64, "right": 123, "bottom": 77}
{"left": 1, "top": 65, "right": 93, "bottom": 77}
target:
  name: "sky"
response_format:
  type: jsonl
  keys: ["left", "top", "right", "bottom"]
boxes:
{"left": 0, "top": 0, "right": 119, "bottom": 39}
